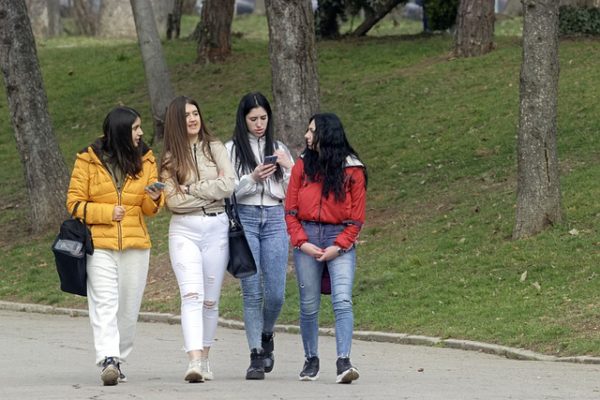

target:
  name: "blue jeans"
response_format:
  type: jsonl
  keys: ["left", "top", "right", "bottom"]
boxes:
{"left": 294, "top": 222, "right": 356, "bottom": 359}
{"left": 237, "top": 204, "right": 289, "bottom": 350}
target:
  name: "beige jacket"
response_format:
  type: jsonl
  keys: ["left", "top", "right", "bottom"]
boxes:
{"left": 162, "top": 140, "right": 235, "bottom": 215}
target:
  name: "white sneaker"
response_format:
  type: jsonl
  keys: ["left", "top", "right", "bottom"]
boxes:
{"left": 200, "top": 358, "right": 213, "bottom": 381}
{"left": 184, "top": 359, "right": 204, "bottom": 383}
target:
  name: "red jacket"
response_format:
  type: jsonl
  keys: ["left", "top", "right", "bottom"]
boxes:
{"left": 285, "top": 156, "right": 366, "bottom": 250}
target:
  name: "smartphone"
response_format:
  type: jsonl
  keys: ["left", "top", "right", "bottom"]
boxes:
{"left": 146, "top": 181, "right": 165, "bottom": 191}
{"left": 263, "top": 155, "right": 278, "bottom": 165}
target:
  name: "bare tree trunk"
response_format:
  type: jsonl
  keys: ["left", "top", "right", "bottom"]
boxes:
{"left": 73, "top": 0, "right": 98, "bottom": 36}
{"left": 130, "top": 0, "right": 175, "bottom": 143}
{"left": 502, "top": 0, "right": 523, "bottom": 16}
{"left": 25, "top": 0, "right": 49, "bottom": 38}
{"left": 255, "top": 0, "right": 266, "bottom": 15}
{"left": 196, "top": 0, "right": 235, "bottom": 64}
{"left": 0, "top": 0, "right": 70, "bottom": 234}
{"left": 454, "top": 0, "right": 495, "bottom": 58}
{"left": 265, "top": 0, "right": 320, "bottom": 156}
{"left": 48, "top": 0, "right": 62, "bottom": 36}
{"left": 167, "top": 0, "right": 184, "bottom": 39}
{"left": 99, "top": 0, "right": 171, "bottom": 39}
{"left": 350, "top": 0, "right": 404, "bottom": 37}
{"left": 513, "top": 0, "right": 562, "bottom": 239}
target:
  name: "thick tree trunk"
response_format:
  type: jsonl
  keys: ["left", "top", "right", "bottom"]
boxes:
{"left": 47, "top": 0, "right": 61, "bottom": 36}
{"left": 454, "top": 0, "right": 495, "bottom": 58}
{"left": 513, "top": 0, "right": 562, "bottom": 239}
{"left": 167, "top": 0, "right": 184, "bottom": 39}
{"left": 195, "top": 0, "right": 235, "bottom": 63}
{"left": 130, "top": 0, "right": 175, "bottom": 143}
{"left": 73, "top": 0, "right": 98, "bottom": 36}
{"left": 0, "top": 0, "right": 70, "bottom": 234}
{"left": 98, "top": 0, "right": 171, "bottom": 39}
{"left": 502, "top": 0, "right": 523, "bottom": 16}
{"left": 265, "top": 0, "right": 320, "bottom": 156}
{"left": 350, "top": 0, "right": 404, "bottom": 37}
{"left": 25, "top": 0, "right": 49, "bottom": 38}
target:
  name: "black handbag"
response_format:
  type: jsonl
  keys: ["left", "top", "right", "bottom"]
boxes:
{"left": 224, "top": 195, "right": 257, "bottom": 279}
{"left": 51, "top": 201, "right": 94, "bottom": 296}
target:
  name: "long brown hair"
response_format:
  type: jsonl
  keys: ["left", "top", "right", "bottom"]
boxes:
{"left": 160, "top": 96, "right": 217, "bottom": 189}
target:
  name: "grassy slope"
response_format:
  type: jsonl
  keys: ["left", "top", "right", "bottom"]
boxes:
{"left": 0, "top": 16, "right": 599, "bottom": 356}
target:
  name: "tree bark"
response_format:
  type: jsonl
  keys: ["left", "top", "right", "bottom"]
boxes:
{"left": 0, "top": 0, "right": 70, "bottom": 234}
{"left": 25, "top": 0, "right": 49, "bottom": 39}
{"left": 195, "top": 0, "right": 235, "bottom": 64}
{"left": 130, "top": 0, "right": 175, "bottom": 142}
{"left": 98, "top": 0, "right": 171, "bottom": 39}
{"left": 350, "top": 0, "right": 404, "bottom": 37}
{"left": 502, "top": 0, "right": 523, "bottom": 16}
{"left": 454, "top": 0, "right": 495, "bottom": 58}
{"left": 265, "top": 0, "right": 320, "bottom": 156}
{"left": 513, "top": 0, "right": 562, "bottom": 239}
{"left": 47, "top": 0, "right": 61, "bottom": 37}
{"left": 167, "top": 0, "right": 184, "bottom": 39}
{"left": 73, "top": 0, "right": 98, "bottom": 36}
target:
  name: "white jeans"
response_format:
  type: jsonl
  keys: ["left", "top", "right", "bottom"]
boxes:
{"left": 86, "top": 248, "right": 150, "bottom": 365}
{"left": 168, "top": 212, "right": 229, "bottom": 352}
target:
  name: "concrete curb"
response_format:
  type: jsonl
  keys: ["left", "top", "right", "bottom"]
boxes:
{"left": 2, "top": 300, "right": 599, "bottom": 365}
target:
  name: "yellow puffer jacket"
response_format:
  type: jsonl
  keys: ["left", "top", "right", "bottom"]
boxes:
{"left": 66, "top": 139, "right": 163, "bottom": 250}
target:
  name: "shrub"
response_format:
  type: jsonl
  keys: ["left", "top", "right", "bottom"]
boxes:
{"left": 424, "top": 0, "right": 459, "bottom": 31}
{"left": 559, "top": 6, "right": 600, "bottom": 36}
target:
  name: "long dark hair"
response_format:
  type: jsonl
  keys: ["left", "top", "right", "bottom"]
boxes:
{"left": 231, "top": 92, "right": 283, "bottom": 181}
{"left": 161, "top": 96, "right": 217, "bottom": 187}
{"left": 303, "top": 113, "right": 367, "bottom": 202}
{"left": 101, "top": 106, "right": 143, "bottom": 178}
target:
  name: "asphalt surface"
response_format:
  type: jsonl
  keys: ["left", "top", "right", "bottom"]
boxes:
{"left": 1, "top": 308, "right": 600, "bottom": 399}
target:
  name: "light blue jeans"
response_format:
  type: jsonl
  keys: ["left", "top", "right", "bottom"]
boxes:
{"left": 237, "top": 204, "right": 289, "bottom": 350}
{"left": 294, "top": 221, "right": 356, "bottom": 359}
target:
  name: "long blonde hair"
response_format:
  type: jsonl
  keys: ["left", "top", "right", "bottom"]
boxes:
{"left": 160, "top": 96, "right": 217, "bottom": 189}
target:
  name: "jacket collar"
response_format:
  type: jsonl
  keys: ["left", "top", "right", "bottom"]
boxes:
{"left": 84, "top": 137, "right": 154, "bottom": 163}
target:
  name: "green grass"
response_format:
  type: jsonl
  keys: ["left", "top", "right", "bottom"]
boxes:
{"left": 1, "top": 15, "right": 600, "bottom": 357}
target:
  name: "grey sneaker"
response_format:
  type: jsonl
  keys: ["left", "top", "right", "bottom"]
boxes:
{"left": 200, "top": 358, "right": 213, "bottom": 381}
{"left": 299, "top": 356, "right": 319, "bottom": 381}
{"left": 184, "top": 359, "right": 204, "bottom": 383}
{"left": 335, "top": 357, "right": 359, "bottom": 384}
{"left": 100, "top": 357, "right": 119, "bottom": 386}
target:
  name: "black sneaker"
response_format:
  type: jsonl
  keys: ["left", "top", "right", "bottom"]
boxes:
{"left": 100, "top": 357, "right": 119, "bottom": 386}
{"left": 117, "top": 363, "right": 127, "bottom": 383}
{"left": 261, "top": 333, "right": 274, "bottom": 373}
{"left": 299, "top": 356, "right": 319, "bottom": 381}
{"left": 245, "top": 349, "right": 265, "bottom": 380}
{"left": 335, "top": 357, "right": 359, "bottom": 384}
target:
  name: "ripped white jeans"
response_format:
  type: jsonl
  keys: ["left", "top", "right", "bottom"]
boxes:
{"left": 168, "top": 212, "right": 229, "bottom": 352}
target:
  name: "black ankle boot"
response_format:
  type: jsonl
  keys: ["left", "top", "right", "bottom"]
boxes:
{"left": 245, "top": 349, "right": 265, "bottom": 380}
{"left": 261, "top": 333, "right": 274, "bottom": 373}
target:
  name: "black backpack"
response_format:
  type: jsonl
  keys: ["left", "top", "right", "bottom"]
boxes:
{"left": 51, "top": 201, "right": 94, "bottom": 296}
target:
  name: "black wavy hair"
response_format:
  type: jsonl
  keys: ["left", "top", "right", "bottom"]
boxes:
{"left": 302, "top": 113, "right": 367, "bottom": 202}
{"left": 231, "top": 92, "right": 283, "bottom": 181}
{"left": 101, "top": 106, "right": 143, "bottom": 178}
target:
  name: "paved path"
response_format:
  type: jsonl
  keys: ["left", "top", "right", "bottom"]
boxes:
{"left": 1, "top": 309, "right": 599, "bottom": 400}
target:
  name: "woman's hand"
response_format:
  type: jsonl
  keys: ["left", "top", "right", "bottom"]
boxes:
{"left": 112, "top": 205, "right": 126, "bottom": 221}
{"left": 273, "top": 149, "right": 293, "bottom": 169}
{"left": 299, "top": 242, "right": 325, "bottom": 259}
{"left": 145, "top": 186, "right": 162, "bottom": 201}
{"left": 316, "top": 245, "right": 342, "bottom": 262}
{"left": 251, "top": 162, "right": 277, "bottom": 182}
